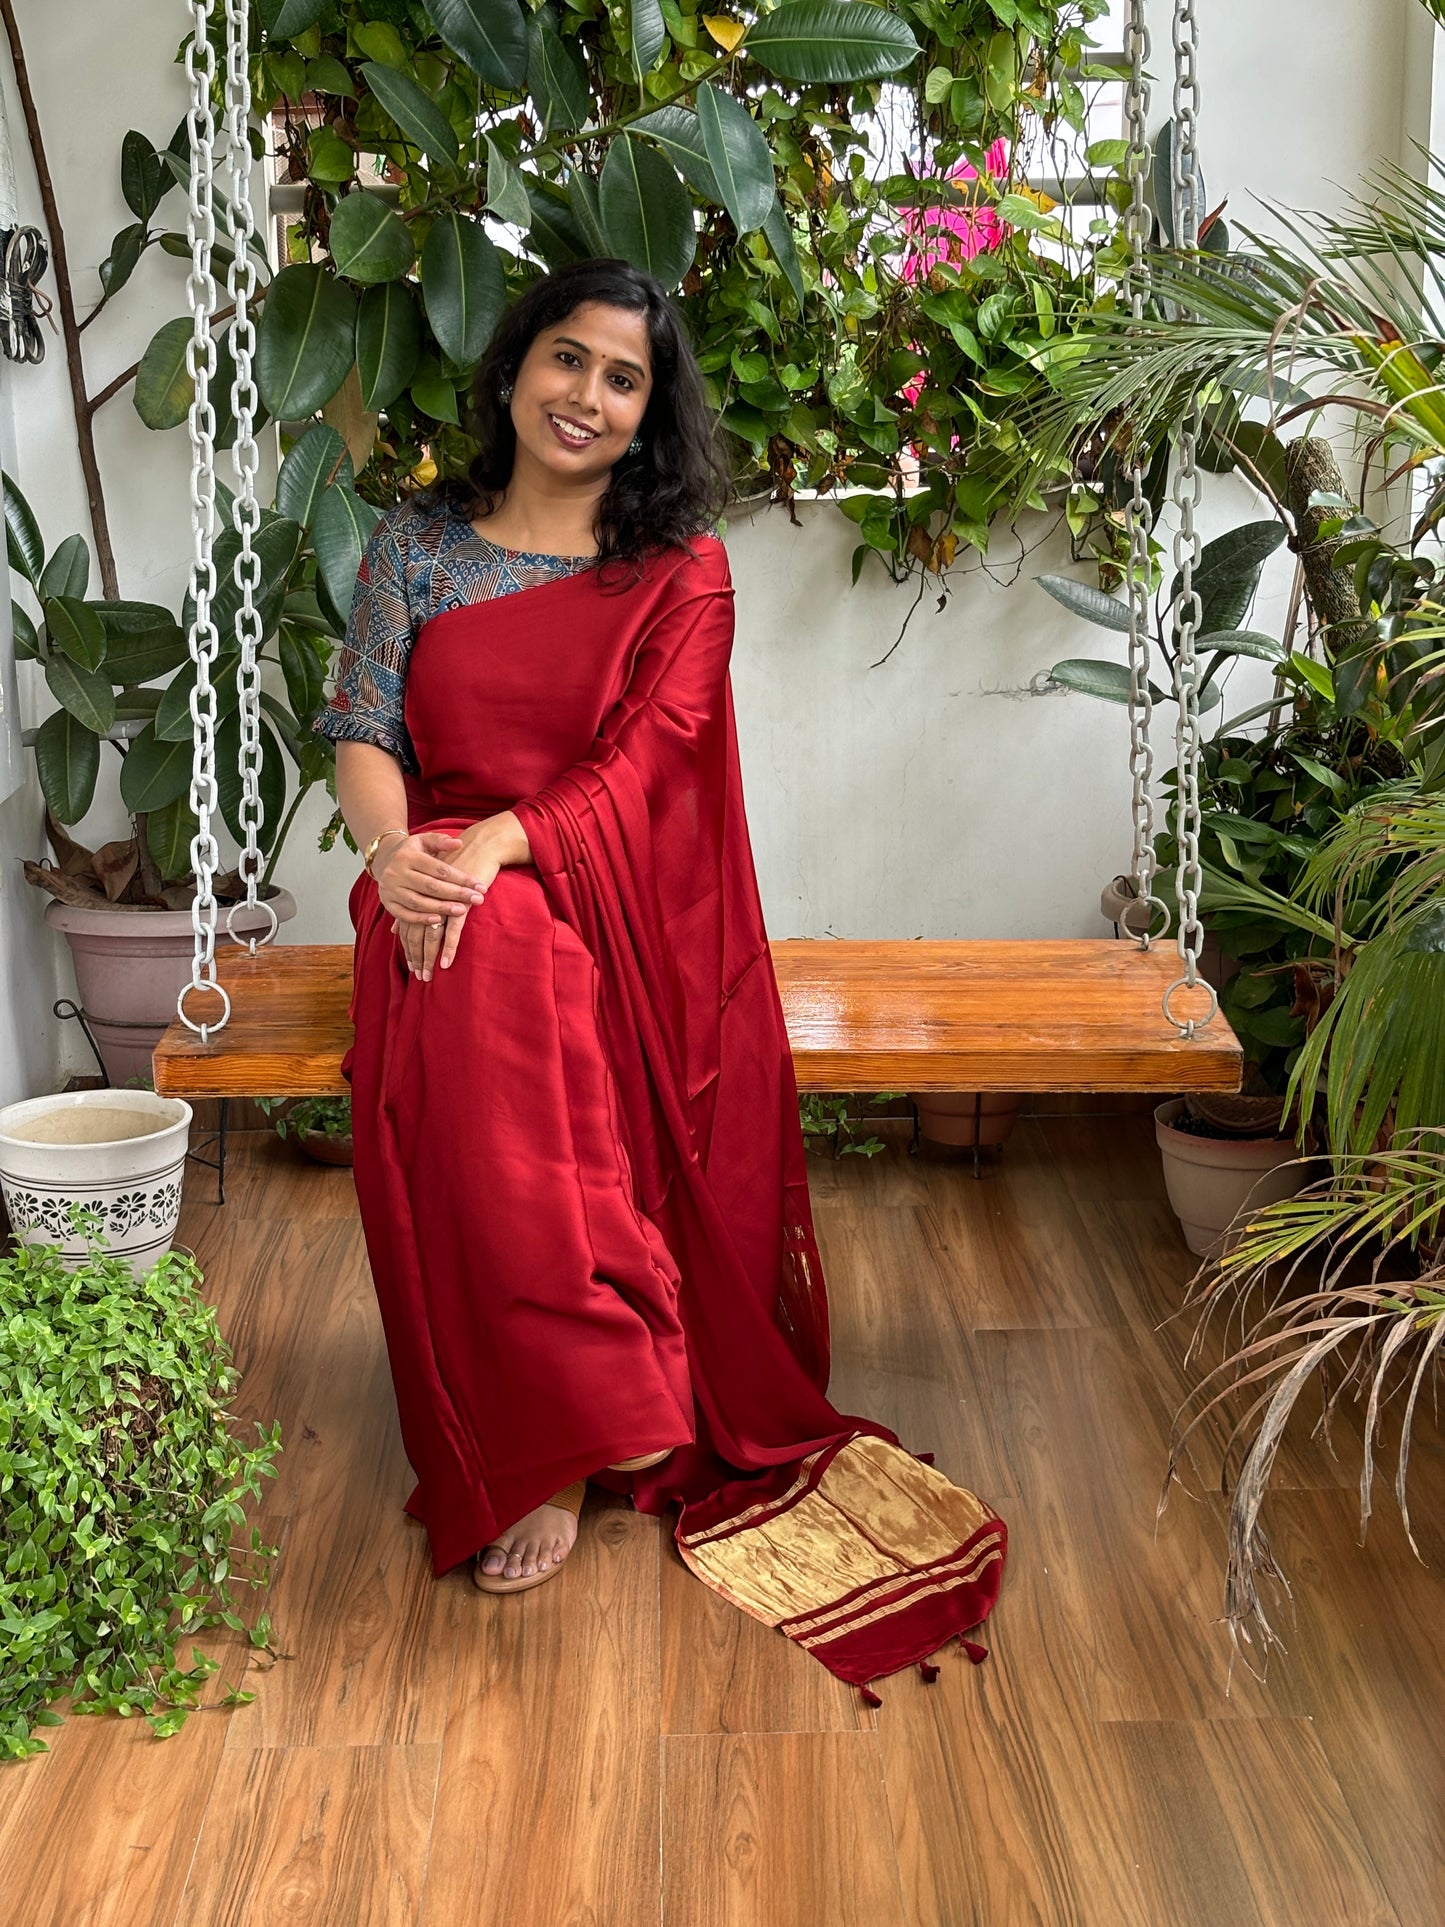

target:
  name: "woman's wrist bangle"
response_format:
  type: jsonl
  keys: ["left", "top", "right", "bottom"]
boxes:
{"left": 363, "top": 826, "right": 409, "bottom": 876}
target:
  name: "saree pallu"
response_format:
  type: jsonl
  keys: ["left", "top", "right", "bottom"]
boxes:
{"left": 342, "top": 535, "right": 1005, "bottom": 1699}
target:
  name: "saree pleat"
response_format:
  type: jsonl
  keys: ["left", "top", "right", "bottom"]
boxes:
{"left": 343, "top": 533, "right": 1005, "bottom": 1694}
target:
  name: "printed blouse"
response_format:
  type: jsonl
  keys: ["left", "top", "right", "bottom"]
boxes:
{"left": 311, "top": 494, "right": 597, "bottom": 776}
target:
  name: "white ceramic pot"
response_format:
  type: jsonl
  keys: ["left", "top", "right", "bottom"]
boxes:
{"left": 0, "top": 1089, "right": 193, "bottom": 1276}
{"left": 1154, "top": 1097, "right": 1306, "bottom": 1259}
{"left": 43, "top": 888, "right": 297, "bottom": 1087}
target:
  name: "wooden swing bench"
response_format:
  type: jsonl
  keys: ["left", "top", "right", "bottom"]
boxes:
{"left": 150, "top": 938, "right": 1242, "bottom": 1099}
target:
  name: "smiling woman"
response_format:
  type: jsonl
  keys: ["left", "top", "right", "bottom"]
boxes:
{"left": 311, "top": 258, "right": 1006, "bottom": 1694}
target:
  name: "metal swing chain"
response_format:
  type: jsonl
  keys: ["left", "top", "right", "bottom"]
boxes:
{"left": 1163, "top": 0, "right": 1218, "bottom": 1038}
{"left": 221, "top": 0, "right": 276, "bottom": 951}
{"left": 1119, "top": 0, "right": 1167, "bottom": 948}
{"left": 177, "top": 0, "right": 230, "bottom": 1042}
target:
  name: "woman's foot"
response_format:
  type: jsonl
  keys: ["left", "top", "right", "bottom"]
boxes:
{"left": 475, "top": 1493, "right": 581, "bottom": 1583}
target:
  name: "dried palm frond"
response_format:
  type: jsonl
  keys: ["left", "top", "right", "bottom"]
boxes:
{"left": 1165, "top": 1141, "right": 1445, "bottom": 1668}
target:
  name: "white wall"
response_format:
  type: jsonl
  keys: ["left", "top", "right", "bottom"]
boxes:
{"left": 0, "top": 0, "right": 1432, "bottom": 1096}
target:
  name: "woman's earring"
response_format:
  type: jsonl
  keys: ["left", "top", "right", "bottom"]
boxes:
{"left": 628, "top": 433, "right": 643, "bottom": 456}
{"left": 498, "top": 380, "right": 512, "bottom": 404}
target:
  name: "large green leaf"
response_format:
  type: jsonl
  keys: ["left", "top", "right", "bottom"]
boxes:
{"left": 256, "top": 265, "right": 357, "bottom": 419}
{"left": 99, "top": 222, "right": 147, "bottom": 299}
{"left": 216, "top": 709, "right": 287, "bottom": 854}
{"left": 312, "top": 485, "right": 384, "bottom": 615}
{"left": 154, "top": 653, "right": 241, "bottom": 742}
{"left": 524, "top": 179, "right": 591, "bottom": 265}
{"left": 33, "top": 708, "right": 100, "bottom": 824}
{"left": 43, "top": 595, "right": 106, "bottom": 673}
{"left": 120, "top": 130, "right": 170, "bottom": 222}
{"left": 421, "top": 214, "right": 505, "bottom": 366}
{"left": 632, "top": 106, "right": 721, "bottom": 202}
{"left": 145, "top": 794, "right": 200, "bottom": 882}
{"left": 97, "top": 603, "right": 188, "bottom": 683}
{"left": 425, "top": 0, "right": 528, "bottom": 90}
{"left": 631, "top": 0, "right": 666, "bottom": 81}
{"left": 527, "top": 6, "right": 590, "bottom": 135}
{"left": 134, "top": 315, "right": 196, "bottom": 430}
{"left": 208, "top": 517, "right": 303, "bottom": 646}
{"left": 1049, "top": 658, "right": 1133, "bottom": 703}
{"left": 1036, "top": 572, "right": 1132, "bottom": 632}
{"left": 37, "top": 534, "right": 90, "bottom": 603}
{"left": 484, "top": 135, "right": 532, "bottom": 229}
{"left": 762, "top": 196, "right": 805, "bottom": 306}
{"left": 1167, "top": 520, "right": 1286, "bottom": 635}
{"left": 44, "top": 651, "right": 116, "bottom": 735}
{"left": 262, "top": 0, "right": 331, "bottom": 32}
{"left": 564, "top": 167, "right": 611, "bottom": 256}
{"left": 695, "top": 83, "right": 774, "bottom": 234}
{"left": 11, "top": 601, "right": 39, "bottom": 660}
{"left": 599, "top": 137, "right": 695, "bottom": 289}
{"left": 742, "top": 1, "right": 921, "bottom": 83}
{"left": 279, "top": 621, "right": 326, "bottom": 722}
{"left": 2, "top": 470, "right": 44, "bottom": 586}
{"left": 356, "top": 281, "right": 423, "bottom": 409}
{"left": 275, "top": 424, "right": 353, "bottom": 529}
{"left": 119, "top": 723, "right": 194, "bottom": 813}
{"left": 361, "top": 60, "right": 460, "bottom": 167}
{"left": 327, "top": 190, "right": 415, "bottom": 283}
{"left": 1196, "top": 628, "right": 1286, "bottom": 663}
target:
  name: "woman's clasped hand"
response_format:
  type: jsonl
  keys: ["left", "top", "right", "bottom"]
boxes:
{"left": 372, "top": 828, "right": 500, "bottom": 982}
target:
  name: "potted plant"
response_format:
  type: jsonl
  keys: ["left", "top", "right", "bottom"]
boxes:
{"left": 0, "top": 1209, "right": 281, "bottom": 1758}
{"left": 7, "top": 445, "right": 371, "bottom": 1082}
{"left": 256, "top": 1092, "right": 353, "bottom": 1167}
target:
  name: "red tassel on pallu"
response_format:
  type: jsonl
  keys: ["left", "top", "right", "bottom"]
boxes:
{"left": 918, "top": 1659, "right": 941, "bottom": 1682}
{"left": 958, "top": 1637, "right": 989, "bottom": 1664}
{"left": 860, "top": 1682, "right": 884, "bottom": 1707}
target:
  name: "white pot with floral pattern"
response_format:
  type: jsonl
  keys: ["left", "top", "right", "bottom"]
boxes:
{"left": 0, "top": 1090, "right": 192, "bottom": 1276}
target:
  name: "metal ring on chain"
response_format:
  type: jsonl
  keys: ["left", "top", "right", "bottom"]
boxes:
{"left": 224, "top": 897, "right": 280, "bottom": 950}
{"left": 1118, "top": 893, "right": 1172, "bottom": 944}
{"left": 177, "top": 976, "right": 232, "bottom": 1043}
{"left": 1161, "top": 973, "right": 1218, "bottom": 1039}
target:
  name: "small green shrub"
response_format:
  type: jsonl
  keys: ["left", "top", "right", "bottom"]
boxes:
{"left": 255, "top": 1093, "right": 353, "bottom": 1140}
{"left": 0, "top": 1211, "right": 282, "bottom": 1760}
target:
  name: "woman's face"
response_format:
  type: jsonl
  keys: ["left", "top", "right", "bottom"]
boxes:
{"left": 508, "top": 300, "right": 654, "bottom": 484}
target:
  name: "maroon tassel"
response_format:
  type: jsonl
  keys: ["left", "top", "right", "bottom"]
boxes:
{"left": 957, "top": 1637, "right": 989, "bottom": 1664}
{"left": 918, "top": 1658, "right": 940, "bottom": 1683}
{"left": 910, "top": 1449, "right": 936, "bottom": 1465}
{"left": 859, "top": 1682, "right": 884, "bottom": 1707}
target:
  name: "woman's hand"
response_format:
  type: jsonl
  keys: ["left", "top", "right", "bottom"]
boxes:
{"left": 376, "top": 831, "right": 486, "bottom": 983}
{"left": 382, "top": 824, "right": 511, "bottom": 982}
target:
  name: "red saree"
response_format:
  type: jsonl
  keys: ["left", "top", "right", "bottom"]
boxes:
{"left": 342, "top": 533, "right": 1005, "bottom": 1699}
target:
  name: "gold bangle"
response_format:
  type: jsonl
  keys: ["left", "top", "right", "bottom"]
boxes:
{"left": 363, "top": 826, "right": 409, "bottom": 875}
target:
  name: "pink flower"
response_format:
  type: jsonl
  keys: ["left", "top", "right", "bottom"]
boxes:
{"left": 899, "top": 138, "right": 1010, "bottom": 286}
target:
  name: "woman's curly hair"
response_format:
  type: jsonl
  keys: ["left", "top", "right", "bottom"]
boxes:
{"left": 435, "top": 258, "right": 732, "bottom": 583}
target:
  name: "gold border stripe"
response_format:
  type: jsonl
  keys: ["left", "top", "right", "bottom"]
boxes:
{"left": 789, "top": 1534, "right": 1006, "bottom": 1647}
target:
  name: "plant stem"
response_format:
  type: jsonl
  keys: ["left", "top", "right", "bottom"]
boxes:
{"left": 260, "top": 777, "right": 311, "bottom": 892}
{"left": 0, "top": 0, "right": 118, "bottom": 596}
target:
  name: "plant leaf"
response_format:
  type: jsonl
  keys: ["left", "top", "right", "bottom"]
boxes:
{"left": 599, "top": 136, "right": 695, "bottom": 289}
{"left": 97, "top": 604, "right": 188, "bottom": 683}
{"left": 695, "top": 82, "right": 774, "bottom": 234}
{"left": 631, "top": 0, "right": 667, "bottom": 81}
{"left": 255, "top": 265, "right": 357, "bottom": 419}
{"left": 355, "top": 281, "right": 423, "bottom": 410}
{"left": 524, "top": 178, "right": 591, "bottom": 265}
{"left": 425, "top": 0, "right": 529, "bottom": 90}
{"left": 1049, "top": 657, "right": 1133, "bottom": 703}
{"left": 119, "top": 722, "right": 195, "bottom": 812}
{"left": 216, "top": 709, "right": 287, "bottom": 853}
{"left": 326, "top": 190, "right": 415, "bottom": 283}
{"left": 44, "top": 651, "right": 116, "bottom": 735}
{"left": 361, "top": 61, "right": 460, "bottom": 167}
{"left": 311, "top": 485, "right": 384, "bottom": 616}
{"left": 120, "top": 130, "right": 170, "bottom": 222}
{"left": 484, "top": 135, "right": 532, "bottom": 228}
{"left": 632, "top": 105, "right": 721, "bottom": 202}
{"left": 762, "top": 196, "right": 805, "bottom": 306}
{"left": 275, "top": 424, "right": 353, "bottom": 528}
{"left": 526, "top": 6, "right": 591, "bottom": 136}
{"left": 420, "top": 213, "right": 505, "bottom": 366}
{"left": 2, "top": 469, "right": 45, "bottom": 585}
{"left": 154, "top": 654, "right": 241, "bottom": 742}
{"left": 43, "top": 596, "right": 106, "bottom": 673}
{"left": 741, "top": 1, "right": 921, "bottom": 83}
{"left": 37, "top": 534, "right": 90, "bottom": 603}
{"left": 1035, "top": 572, "right": 1133, "bottom": 632}
{"left": 1197, "top": 628, "right": 1286, "bottom": 662}
{"left": 146, "top": 794, "right": 201, "bottom": 880}
{"left": 34, "top": 707, "right": 100, "bottom": 822}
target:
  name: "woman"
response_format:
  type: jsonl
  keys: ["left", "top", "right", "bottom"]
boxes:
{"left": 316, "top": 259, "right": 1004, "bottom": 1698}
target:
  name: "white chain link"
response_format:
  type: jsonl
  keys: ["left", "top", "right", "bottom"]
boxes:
{"left": 1119, "top": 0, "right": 1167, "bottom": 947}
{"left": 178, "top": 0, "right": 229, "bottom": 1041}
{"left": 221, "top": 0, "right": 277, "bottom": 952}
{"left": 1162, "top": 0, "right": 1216, "bottom": 1038}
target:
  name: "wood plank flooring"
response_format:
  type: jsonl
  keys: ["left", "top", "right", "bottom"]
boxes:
{"left": 2, "top": 1115, "right": 1441, "bottom": 1925}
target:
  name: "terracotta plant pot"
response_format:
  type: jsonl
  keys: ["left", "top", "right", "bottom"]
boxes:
{"left": 44, "top": 889, "right": 297, "bottom": 1087}
{"left": 0, "top": 1088, "right": 192, "bottom": 1277}
{"left": 910, "top": 1091, "right": 1022, "bottom": 1149}
{"left": 299, "top": 1130, "right": 353, "bottom": 1167}
{"left": 1154, "top": 1097, "right": 1307, "bottom": 1259}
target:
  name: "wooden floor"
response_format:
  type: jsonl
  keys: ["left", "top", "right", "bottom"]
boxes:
{"left": 2, "top": 1114, "right": 1442, "bottom": 1926}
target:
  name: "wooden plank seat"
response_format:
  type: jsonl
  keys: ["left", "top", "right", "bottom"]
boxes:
{"left": 151, "top": 939, "right": 1242, "bottom": 1098}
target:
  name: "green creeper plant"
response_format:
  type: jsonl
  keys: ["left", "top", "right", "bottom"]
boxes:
{"left": 0, "top": 1212, "right": 282, "bottom": 1760}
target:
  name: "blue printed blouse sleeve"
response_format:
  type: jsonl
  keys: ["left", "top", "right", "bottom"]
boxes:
{"left": 311, "top": 510, "right": 420, "bottom": 775}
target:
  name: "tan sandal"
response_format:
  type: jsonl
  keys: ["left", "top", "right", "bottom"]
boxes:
{"left": 473, "top": 1479, "right": 586, "bottom": 1594}
{"left": 607, "top": 1447, "right": 674, "bottom": 1472}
